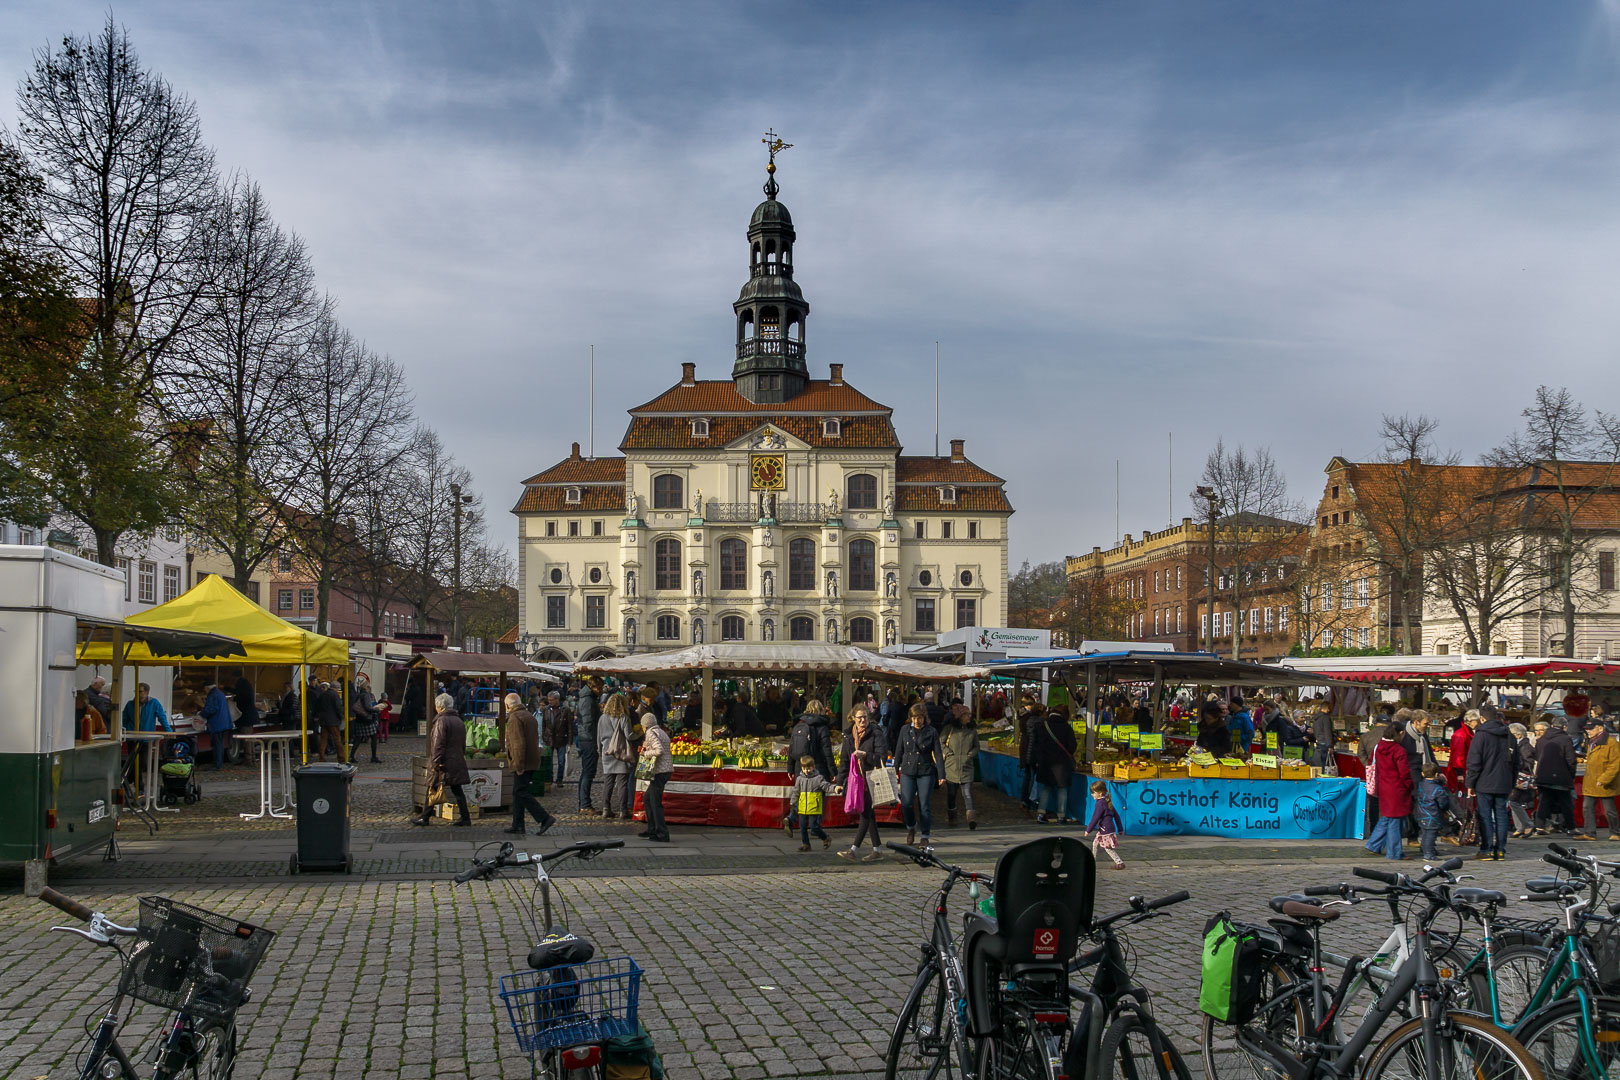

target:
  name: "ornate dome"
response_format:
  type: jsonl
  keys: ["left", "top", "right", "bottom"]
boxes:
{"left": 750, "top": 199, "right": 793, "bottom": 229}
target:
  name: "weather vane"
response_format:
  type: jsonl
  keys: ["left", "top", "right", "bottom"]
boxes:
{"left": 762, "top": 129, "right": 792, "bottom": 198}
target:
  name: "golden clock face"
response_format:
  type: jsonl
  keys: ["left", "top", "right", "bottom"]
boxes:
{"left": 750, "top": 454, "right": 785, "bottom": 491}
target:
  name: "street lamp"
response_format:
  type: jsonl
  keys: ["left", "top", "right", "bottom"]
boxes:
{"left": 1196, "top": 485, "right": 1220, "bottom": 654}
{"left": 450, "top": 481, "right": 475, "bottom": 649}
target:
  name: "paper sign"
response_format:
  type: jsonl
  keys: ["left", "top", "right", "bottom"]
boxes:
{"left": 1139, "top": 733, "right": 1164, "bottom": 751}
{"left": 1218, "top": 758, "right": 1247, "bottom": 769}
{"left": 1115, "top": 725, "right": 1139, "bottom": 741}
{"left": 1189, "top": 749, "right": 1217, "bottom": 766}
{"left": 1127, "top": 732, "right": 1141, "bottom": 749}
{"left": 1073, "top": 720, "right": 1087, "bottom": 734}
{"left": 1283, "top": 746, "right": 1305, "bottom": 760}
{"left": 1265, "top": 732, "right": 1279, "bottom": 751}
{"left": 1098, "top": 725, "right": 1114, "bottom": 741}
{"left": 1251, "top": 753, "right": 1278, "bottom": 770}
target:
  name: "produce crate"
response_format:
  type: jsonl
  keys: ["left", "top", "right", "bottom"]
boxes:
{"left": 1218, "top": 763, "right": 1250, "bottom": 780}
{"left": 1248, "top": 761, "right": 1280, "bottom": 780}
{"left": 437, "top": 802, "right": 481, "bottom": 821}
{"left": 1280, "top": 763, "right": 1312, "bottom": 781}
{"left": 1117, "top": 762, "right": 1158, "bottom": 781}
{"left": 1157, "top": 764, "right": 1190, "bottom": 781}
{"left": 1188, "top": 762, "right": 1222, "bottom": 779}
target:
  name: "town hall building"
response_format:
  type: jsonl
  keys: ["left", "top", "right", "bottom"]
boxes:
{"left": 512, "top": 152, "right": 1012, "bottom": 660}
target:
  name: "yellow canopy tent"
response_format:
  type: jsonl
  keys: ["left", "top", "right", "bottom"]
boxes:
{"left": 76, "top": 574, "right": 351, "bottom": 761}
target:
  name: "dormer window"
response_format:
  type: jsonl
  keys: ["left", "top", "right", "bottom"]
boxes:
{"left": 691, "top": 418, "right": 710, "bottom": 438}
{"left": 822, "top": 418, "right": 841, "bottom": 438}
{"left": 565, "top": 487, "right": 581, "bottom": 504}
{"left": 939, "top": 485, "right": 957, "bottom": 504}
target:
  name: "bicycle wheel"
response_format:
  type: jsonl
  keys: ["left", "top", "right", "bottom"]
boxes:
{"left": 1200, "top": 961, "right": 1306, "bottom": 1080}
{"left": 1510, "top": 994, "right": 1620, "bottom": 1080}
{"left": 975, "top": 1005, "right": 1063, "bottom": 1080}
{"left": 193, "top": 1022, "right": 237, "bottom": 1080}
{"left": 1464, "top": 945, "right": 1555, "bottom": 1027}
{"left": 1361, "top": 1010, "right": 1544, "bottom": 1080}
{"left": 886, "top": 961, "right": 955, "bottom": 1080}
{"left": 1103, "top": 1010, "right": 1194, "bottom": 1080}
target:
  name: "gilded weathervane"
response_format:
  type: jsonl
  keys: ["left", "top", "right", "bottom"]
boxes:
{"left": 762, "top": 129, "right": 792, "bottom": 199}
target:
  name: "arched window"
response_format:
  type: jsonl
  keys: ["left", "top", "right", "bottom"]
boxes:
{"left": 848, "top": 539, "right": 875, "bottom": 591}
{"left": 848, "top": 616, "right": 874, "bottom": 644}
{"left": 720, "top": 615, "right": 745, "bottom": 641}
{"left": 654, "top": 538, "right": 681, "bottom": 590}
{"left": 652, "top": 474, "right": 683, "bottom": 510}
{"left": 846, "top": 473, "right": 877, "bottom": 510}
{"left": 655, "top": 614, "right": 681, "bottom": 641}
{"left": 789, "top": 615, "right": 815, "bottom": 641}
{"left": 719, "top": 538, "right": 747, "bottom": 591}
{"left": 788, "top": 538, "right": 815, "bottom": 591}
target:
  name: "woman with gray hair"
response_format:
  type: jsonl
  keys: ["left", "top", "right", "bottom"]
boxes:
{"left": 1506, "top": 721, "right": 1535, "bottom": 836}
{"left": 414, "top": 693, "right": 471, "bottom": 827}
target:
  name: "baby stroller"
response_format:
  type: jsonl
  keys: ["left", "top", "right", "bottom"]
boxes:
{"left": 159, "top": 738, "right": 202, "bottom": 806}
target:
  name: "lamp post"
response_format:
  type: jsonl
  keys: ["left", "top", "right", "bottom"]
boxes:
{"left": 1196, "top": 485, "right": 1219, "bottom": 653}
{"left": 450, "top": 482, "right": 474, "bottom": 649}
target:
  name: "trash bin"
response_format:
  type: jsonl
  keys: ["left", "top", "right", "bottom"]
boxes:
{"left": 290, "top": 762, "right": 357, "bottom": 874}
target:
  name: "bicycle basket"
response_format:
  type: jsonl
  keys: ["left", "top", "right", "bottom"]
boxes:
{"left": 499, "top": 957, "right": 642, "bottom": 1053}
{"left": 1590, "top": 917, "right": 1620, "bottom": 992}
{"left": 119, "top": 896, "right": 276, "bottom": 1023}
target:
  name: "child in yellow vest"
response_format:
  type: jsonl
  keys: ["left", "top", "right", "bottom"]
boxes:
{"left": 793, "top": 754, "right": 843, "bottom": 851}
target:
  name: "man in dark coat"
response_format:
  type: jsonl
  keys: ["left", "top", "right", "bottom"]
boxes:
{"left": 787, "top": 704, "right": 836, "bottom": 781}
{"left": 923, "top": 690, "right": 947, "bottom": 731}
{"left": 312, "top": 680, "right": 346, "bottom": 762}
{"left": 415, "top": 693, "right": 471, "bottom": 826}
{"left": 231, "top": 670, "right": 258, "bottom": 729}
{"left": 575, "top": 678, "right": 601, "bottom": 813}
{"left": 1465, "top": 702, "right": 1520, "bottom": 859}
{"left": 1531, "top": 719, "right": 1578, "bottom": 834}
{"left": 725, "top": 689, "right": 762, "bottom": 737}
{"left": 1016, "top": 698, "right": 1044, "bottom": 814}
{"left": 503, "top": 693, "right": 554, "bottom": 835}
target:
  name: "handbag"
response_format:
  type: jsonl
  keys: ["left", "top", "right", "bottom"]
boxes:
{"left": 1365, "top": 743, "right": 1379, "bottom": 796}
{"left": 606, "top": 721, "right": 635, "bottom": 763}
{"left": 868, "top": 765, "right": 900, "bottom": 808}
{"left": 426, "top": 770, "right": 448, "bottom": 807}
{"left": 843, "top": 754, "right": 867, "bottom": 815}
{"left": 635, "top": 757, "right": 654, "bottom": 780}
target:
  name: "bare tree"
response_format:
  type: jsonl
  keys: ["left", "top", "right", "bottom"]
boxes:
{"left": 1423, "top": 460, "right": 1543, "bottom": 654}
{"left": 342, "top": 448, "right": 414, "bottom": 636}
{"left": 1342, "top": 414, "right": 1462, "bottom": 654}
{"left": 1050, "top": 566, "right": 1139, "bottom": 648}
{"left": 15, "top": 16, "right": 216, "bottom": 563}
{"left": 285, "top": 313, "right": 413, "bottom": 631}
{"left": 391, "top": 428, "right": 473, "bottom": 633}
{"left": 1289, "top": 555, "right": 1364, "bottom": 654}
{"left": 1499, "top": 386, "right": 1620, "bottom": 656}
{"left": 1193, "top": 439, "right": 1302, "bottom": 659}
{"left": 177, "top": 175, "right": 320, "bottom": 589}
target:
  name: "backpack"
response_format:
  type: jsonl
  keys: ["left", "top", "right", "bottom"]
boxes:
{"left": 1199, "top": 912, "right": 1267, "bottom": 1024}
{"left": 604, "top": 720, "right": 635, "bottom": 763}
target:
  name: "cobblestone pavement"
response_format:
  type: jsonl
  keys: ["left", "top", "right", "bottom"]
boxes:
{"left": 0, "top": 838, "right": 1587, "bottom": 1080}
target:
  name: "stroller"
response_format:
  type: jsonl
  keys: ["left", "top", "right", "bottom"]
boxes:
{"left": 159, "top": 738, "right": 202, "bottom": 806}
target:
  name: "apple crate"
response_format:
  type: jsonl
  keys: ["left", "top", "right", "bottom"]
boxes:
{"left": 1188, "top": 762, "right": 1223, "bottom": 779}
{"left": 1280, "top": 763, "right": 1312, "bottom": 781}
{"left": 1117, "top": 762, "right": 1158, "bottom": 781}
{"left": 1218, "top": 763, "right": 1250, "bottom": 780}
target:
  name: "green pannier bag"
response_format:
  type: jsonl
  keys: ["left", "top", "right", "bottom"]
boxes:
{"left": 603, "top": 1021, "right": 663, "bottom": 1080}
{"left": 1199, "top": 911, "right": 1265, "bottom": 1024}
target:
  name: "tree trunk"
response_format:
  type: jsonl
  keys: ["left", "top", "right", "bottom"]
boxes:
{"left": 94, "top": 527, "right": 118, "bottom": 568}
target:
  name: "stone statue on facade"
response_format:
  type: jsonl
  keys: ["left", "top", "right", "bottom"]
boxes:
{"left": 885, "top": 571, "right": 898, "bottom": 599}
{"left": 884, "top": 491, "right": 895, "bottom": 520}
{"left": 762, "top": 569, "right": 774, "bottom": 597}
{"left": 693, "top": 569, "right": 704, "bottom": 596}
{"left": 693, "top": 617, "right": 705, "bottom": 644}
{"left": 624, "top": 618, "right": 637, "bottom": 646}
{"left": 884, "top": 619, "right": 897, "bottom": 646}
{"left": 826, "top": 617, "right": 839, "bottom": 644}
{"left": 827, "top": 489, "right": 840, "bottom": 517}
{"left": 625, "top": 570, "right": 636, "bottom": 597}
{"left": 693, "top": 489, "right": 703, "bottom": 518}
{"left": 626, "top": 492, "right": 641, "bottom": 519}
{"left": 763, "top": 618, "right": 775, "bottom": 641}
{"left": 826, "top": 569, "right": 838, "bottom": 598}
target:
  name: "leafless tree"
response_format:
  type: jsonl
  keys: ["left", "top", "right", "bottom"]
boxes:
{"left": 1423, "top": 459, "right": 1543, "bottom": 654}
{"left": 1288, "top": 556, "right": 1366, "bottom": 653}
{"left": 1192, "top": 439, "right": 1303, "bottom": 659}
{"left": 285, "top": 312, "right": 413, "bottom": 631}
{"left": 342, "top": 448, "right": 415, "bottom": 636}
{"left": 176, "top": 175, "right": 320, "bottom": 589}
{"left": 14, "top": 16, "right": 217, "bottom": 562}
{"left": 1498, "top": 386, "right": 1620, "bottom": 656}
{"left": 391, "top": 428, "right": 474, "bottom": 633}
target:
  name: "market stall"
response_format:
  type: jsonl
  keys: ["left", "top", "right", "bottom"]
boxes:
{"left": 76, "top": 573, "right": 352, "bottom": 764}
{"left": 2, "top": 547, "right": 243, "bottom": 894}
{"left": 407, "top": 652, "right": 537, "bottom": 816}
{"left": 573, "top": 643, "right": 990, "bottom": 829}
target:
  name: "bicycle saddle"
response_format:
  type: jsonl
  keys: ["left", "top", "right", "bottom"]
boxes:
{"left": 1523, "top": 877, "right": 1573, "bottom": 895}
{"left": 1268, "top": 895, "right": 1339, "bottom": 921}
{"left": 527, "top": 930, "right": 595, "bottom": 971}
{"left": 1449, "top": 887, "right": 1507, "bottom": 907}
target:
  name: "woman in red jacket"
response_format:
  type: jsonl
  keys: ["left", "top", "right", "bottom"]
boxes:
{"left": 1366, "top": 724, "right": 1414, "bottom": 860}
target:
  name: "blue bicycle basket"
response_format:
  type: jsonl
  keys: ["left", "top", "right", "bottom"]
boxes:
{"left": 499, "top": 957, "right": 642, "bottom": 1053}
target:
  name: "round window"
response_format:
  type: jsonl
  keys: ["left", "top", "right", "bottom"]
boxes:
{"left": 589, "top": 567, "right": 602, "bottom": 584}
{"left": 960, "top": 570, "right": 973, "bottom": 587}
{"left": 550, "top": 568, "right": 563, "bottom": 584}
{"left": 918, "top": 570, "right": 932, "bottom": 587}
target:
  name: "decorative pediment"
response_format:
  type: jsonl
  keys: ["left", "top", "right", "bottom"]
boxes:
{"left": 726, "top": 423, "right": 811, "bottom": 451}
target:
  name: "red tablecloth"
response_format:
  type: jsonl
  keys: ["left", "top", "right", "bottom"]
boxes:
{"left": 633, "top": 765, "right": 903, "bottom": 828}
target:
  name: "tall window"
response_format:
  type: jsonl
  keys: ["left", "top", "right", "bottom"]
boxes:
{"left": 278, "top": 589, "right": 293, "bottom": 611}
{"left": 1278, "top": 606, "right": 1290, "bottom": 632}
{"left": 652, "top": 473, "right": 684, "bottom": 509}
{"left": 914, "top": 521, "right": 926, "bottom": 539}
{"left": 1154, "top": 571, "right": 1161, "bottom": 593}
{"left": 848, "top": 539, "right": 875, "bottom": 591}
{"left": 656, "top": 614, "right": 681, "bottom": 640}
{"left": 847, "top": 474, "right": 877, "bottom": 509}
{"left": 163, "top": 565, "right": 181, "bottom": 602}
{"left": 719, "top": 538, "right": 748, "bottom": 590}
{"left": 956, "top": 598, "right": 976, "bottom": 629}
{"left": 1176, "top": 606, "right": 1183, "bottom": 632}
{"left": 1264, "top": 607, "right": 1275, "bottom": 632}
{"left": 1154, "top": 609, "right": 1162, "bottom": 635}
{"left": 654, "top": 538, "right": 681, "bottom": 590}
{"left": 586, "top": 595, "right": 605, "bottom": 629}
{"left": 1357, "top": 578, "right": 1370, "bottom": 607}
{"left": 968, "top": 521, "right": 978, "bottom": 539}
{"left": 116, "top": 557, "right": 132, "bottom": 601}
{"left": 941, "top": 521, "right": 953, "bottom": 539}
{"left": 848, "top": 616, "right": 874, "bottom": 643}
{"left": 915, "top": 598, "right": 936, "bottom": 632}
{"left": 788, "top": 538, "right": 815, "bottom": 590}
{"left": 247, "top": 581, "right": 260, "bottom": 604}
{"left": 789, "top": 615, "right": 815, "bottom": 641}
{"left": 138, "top": 561, "right": 157, "bottom": 604}
{"left": 546, "top": 596, "right": 566, "bottom": 628}
{"left": 720, "top": 615, "right": 745, "bottom": 641}
{"left": 277, "top": 552, "right": 292, "bottom": 572}
{"left": 1602, "top": 551, "right": 1617, "bottom": 592}
{"left": 299, "top": 588, "right": 314, "bottom": 610}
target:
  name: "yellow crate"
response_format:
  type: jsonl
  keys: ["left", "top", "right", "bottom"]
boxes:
{"left": 1118, "top": 762, "right": 1159, "bottom": 781}
{"left": 1248, "top": 762, "right": 1281, "bottom": 780}
{"left": 1218, "top": 763, "right": 1250, "bottom": 780}
{"left": 1280, "top": 764, "right": 1312, "bottom": 781}
{"left": 1188, "top": 762, "right": 1222, "bottom": 779}
{"left": 1156, "top": 764, "right": 1190, "bottom": 781}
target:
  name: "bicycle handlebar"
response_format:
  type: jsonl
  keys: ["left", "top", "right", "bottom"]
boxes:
{"left": 884, "top": 843, "right": 993, "bottom": 887}
{"left": 453, "top": 839, "right": 627, "bottom": 885}
{"left": 39, "top": 887, "right": 93, "bottom": 922}
{"left": 1303, "top": 884, "right": 1347, "bottom": 897}
{"left": 1353, "top": 866, "right": 1404, "bottom": 886}
{"left": 1144, "top": 890, "right": 1191, "bottom": 911}
{"left": 887, "top": 842, "right": 928, "bottom": 861}
{"left": 1544, "top": 852, "right": 1586, "bottom": 875}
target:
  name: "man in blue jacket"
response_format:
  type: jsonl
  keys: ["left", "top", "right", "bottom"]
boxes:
{"left": 121, "top": 682, "right": 170, "bottom": 732}
{"left": 200, "top": 682, "right": 233, "bottom": 770}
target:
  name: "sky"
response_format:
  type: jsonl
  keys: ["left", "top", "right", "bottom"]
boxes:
{"left": 5, "top": 2, "right": 1620, "bottom": 572}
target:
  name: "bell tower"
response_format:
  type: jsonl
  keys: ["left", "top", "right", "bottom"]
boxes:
{"left": 733, "top": 132, "right": 809, "bottom": 403}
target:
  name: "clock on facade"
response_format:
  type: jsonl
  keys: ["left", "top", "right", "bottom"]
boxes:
{"left": 750, "top": 454, "right": 786, "bottom": 491}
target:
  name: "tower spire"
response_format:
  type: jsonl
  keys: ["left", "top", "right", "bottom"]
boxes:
{"left": 734, "top": 134, "right": 809, "bottom": 403}
{"left": 762, "top": 129, "right": 792, "bottom": 200}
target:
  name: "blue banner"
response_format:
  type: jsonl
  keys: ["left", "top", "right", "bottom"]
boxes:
{"left": 1111, "top": 778, "right": 1365, "bottom": 840}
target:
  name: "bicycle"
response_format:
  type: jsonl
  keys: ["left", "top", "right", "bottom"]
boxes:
{"left": 1200, "top": 864, "right": 1544, "bottom": 1080}
{"left": 38, "top": 885, "right": 275, "bottom": 1080}
{"left": 1066, "top": 889, "right": 1195, "bottom": 1080}
{"left": 453, "top": 838, "right": 640, "bottom": 1080}
{"left": 884, "top": 836, "right": 1093, "bottom": 1080}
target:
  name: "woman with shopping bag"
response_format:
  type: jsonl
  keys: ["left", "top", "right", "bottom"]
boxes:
{"left": 837, "top": 707, "right": 890, "bottom": 863}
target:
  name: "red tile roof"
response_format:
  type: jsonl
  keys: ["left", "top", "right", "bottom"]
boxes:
{"left": 622, "top": 414, "right": 899, "bottom": 450}
{"left": 513, "top": 487, "right": 625, "bottom": 513}
{"left": 520, "top": 455, "right": 628, "bottom": 486}
{"left": 630, "top": 379, "right": 891, "bottom": 415}
{"left": 896, "top": 455, "right": 1012, "bottom": 512}
{"left": 896, "top": 456, "right": 1005, "bottom": 484}
{"left": 898, "top": 487, "right": 1013, "bottom": 513}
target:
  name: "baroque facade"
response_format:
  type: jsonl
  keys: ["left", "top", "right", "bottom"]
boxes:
{"left": 512, "top": 164, "right": 1012, "bottom": 660}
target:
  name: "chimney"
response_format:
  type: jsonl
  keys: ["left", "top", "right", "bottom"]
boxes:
{"left": 570, "top": 442, "right": 581, "bottom": 460}
{"left": 949, "top": 438, "right": 965, "bottom": 462}
{"left": 828, "top": 363, "right": 843, "bottom": 386}
{"left": 680, "top": 362, "right": 696, "bottom": 386}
